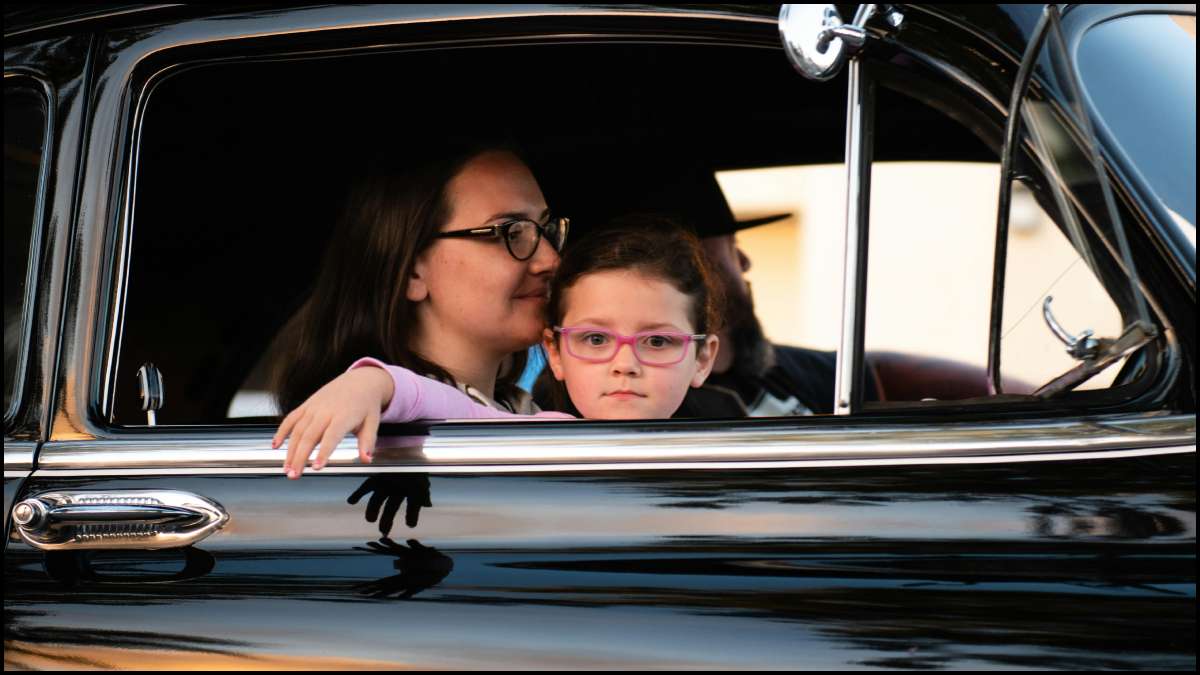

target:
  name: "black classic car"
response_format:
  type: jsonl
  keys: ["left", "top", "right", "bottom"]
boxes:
{"left": 5, "top": 3, "right": 1195, "bottom": 670}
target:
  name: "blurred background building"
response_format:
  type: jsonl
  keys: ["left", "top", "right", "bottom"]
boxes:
{"left": 718, "top": 161, "right": 1124, "bottom": 391}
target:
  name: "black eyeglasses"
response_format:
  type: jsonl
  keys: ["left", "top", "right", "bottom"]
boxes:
{"left": 434, "top": 215, "right": 569, "bottom": 261}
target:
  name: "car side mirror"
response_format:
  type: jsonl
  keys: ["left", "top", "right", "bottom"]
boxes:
{"left": 778, "top": 4, "right": 904, "bottom": 81}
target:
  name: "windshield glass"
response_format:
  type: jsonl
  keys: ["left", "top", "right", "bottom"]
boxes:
{"left": 1077, "top": 13, "right": 1196, "bottom": 245}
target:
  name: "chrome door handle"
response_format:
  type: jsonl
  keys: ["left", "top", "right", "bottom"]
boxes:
{"left": 12, "top": 490, "right": 229, "bottom": 551}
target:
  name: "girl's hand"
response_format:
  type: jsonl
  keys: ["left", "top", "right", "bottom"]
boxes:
{"left": 273, "top": 367, "right": 395, "bottom": 479}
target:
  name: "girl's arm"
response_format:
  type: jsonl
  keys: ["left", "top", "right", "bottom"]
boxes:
{"left": 274, "top": 358, "right": 573, "bottom": 479}
{"left": 349, "top": 357, "right": 573, "bottom": 422}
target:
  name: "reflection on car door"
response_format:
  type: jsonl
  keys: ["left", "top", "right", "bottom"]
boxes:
{"left": 6, "top": 452, "right": 1195, "bottom": 669}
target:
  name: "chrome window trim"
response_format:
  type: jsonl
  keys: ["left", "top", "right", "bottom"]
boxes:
{"left": 25, "top": 446, "right": 1199, "bottom": 477}
{"left": 833, "top": 56, "right": 873, "bottom": 415}
{"left": 35, "top": 413, "right": 1196, "bottom": 471}
{"left": 4, "top": 5, "right": 180, "bottom": 40}
{"left": 4, "top": 441, "right": 38, "bottom": 471}
{"left": 87, "top": 4, "right": 776, "bottom": 432}
{"left": 3, "top": 73, "right": 54, "bottom": 429}
{"left": 101, "top": 73, "right": 141, "bottom": 422}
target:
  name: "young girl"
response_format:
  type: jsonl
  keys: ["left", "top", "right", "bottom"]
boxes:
{"left": 275, "top": 216, "right": 721, "bottom": 477}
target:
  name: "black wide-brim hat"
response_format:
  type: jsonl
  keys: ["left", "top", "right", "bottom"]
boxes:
{"left": 634, "top": 162, "right": 791, "bottom": 237}
{"left": 548, "top": 157, "right": 791, "bottom": 240}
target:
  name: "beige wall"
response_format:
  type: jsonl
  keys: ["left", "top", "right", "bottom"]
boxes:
{"left": 717, "top": 162, "right": 1124, "bottom": 391}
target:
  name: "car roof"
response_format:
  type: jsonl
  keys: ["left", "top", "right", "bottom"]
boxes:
{"left": 4, "top": 4, "right": 1039, "bottom": 50}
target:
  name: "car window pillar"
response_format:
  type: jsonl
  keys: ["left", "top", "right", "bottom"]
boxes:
{"left": 833, "top": 57, "right": 874, "bottom": 415}
{"left": 777, "top": 4, "right": 890, "bottom": 415}
{"left": 987, "top": 8, "right": 1051, "bottom": 396}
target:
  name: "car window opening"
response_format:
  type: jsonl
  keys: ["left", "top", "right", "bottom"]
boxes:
{"left": 112, "top": 40, "right": 1155, "bottom": 428}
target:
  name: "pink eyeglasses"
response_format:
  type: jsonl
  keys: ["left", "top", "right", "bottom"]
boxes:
{"left": 553, "top": 326, "right": 707, "bottom": 366}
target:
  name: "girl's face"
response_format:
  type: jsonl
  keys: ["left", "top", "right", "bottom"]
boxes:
{"left": 408, "top": 151, "right": 558, "bottom": 361}
{"left": 543, "top": 269, "right": 719, "bottom": 419}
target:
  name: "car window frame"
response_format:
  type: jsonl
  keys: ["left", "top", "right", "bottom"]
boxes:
{"left": 3, "top": 73, "right": 53, "bottom": 432}
{"left": 840, "top": 7, "right": 1177, "bottom": 415}
{"left": 92, "top": 8, "right": 786, "bottom": 430}
{"left": 983, "top": 5, "right": 1176, "bottom": 404}
{"left": 40, "top": 4, "right": 1194, "bottom": 474}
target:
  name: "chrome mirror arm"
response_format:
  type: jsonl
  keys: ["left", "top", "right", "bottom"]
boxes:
{"left": 780, "top": 4, "right": 904, "bottom": 81}
{"left": 816, "top": 24, "right": 867, "bottom": 55}
{"left": 815, "top": 4, "right": 901, "bottom": 55}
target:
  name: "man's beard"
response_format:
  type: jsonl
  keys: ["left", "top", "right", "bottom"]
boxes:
{"left": 724, "top": 282, "right": 774, "bottom": 378}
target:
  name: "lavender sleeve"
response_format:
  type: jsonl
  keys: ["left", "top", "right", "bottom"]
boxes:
{"left": 348, "top": 357, "right": 574, "bottom": 422}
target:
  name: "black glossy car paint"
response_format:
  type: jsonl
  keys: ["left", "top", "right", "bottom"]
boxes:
{"left": 6, "top": 454, "right": 1195, "bottom": 669}
{"left": 4, "top": 3, "right": 1195, "bottom": 670}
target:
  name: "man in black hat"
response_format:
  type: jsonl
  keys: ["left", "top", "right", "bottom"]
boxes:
{"left": 657, "top": 169, "right": 879, "bottom": 417}
{"left": 692, "top": 225, "right": 875, "bottom": 416}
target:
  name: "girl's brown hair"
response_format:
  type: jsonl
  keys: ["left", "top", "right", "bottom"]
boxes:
{"left": 273, "top": 141, "right": 528, "bottom": 414}
{"left": 548, "top": 213, "right": 724, "bottom": 342}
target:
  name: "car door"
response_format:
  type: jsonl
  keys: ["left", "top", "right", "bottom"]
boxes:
{"left": 4, "top": 31, "right": 90, "bottom": 550}
{"left": 6, "top": 5, "right": 1195, "bottom": 670}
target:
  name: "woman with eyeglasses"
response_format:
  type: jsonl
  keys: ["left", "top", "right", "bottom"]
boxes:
{"left": 272, "top": 141, "right": 567, "bottom": 477}
{"left": 275, "top": 215, "right": 726, "bottom": 479}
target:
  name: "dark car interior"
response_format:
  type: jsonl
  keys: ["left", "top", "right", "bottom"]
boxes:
{"left": 114, "top": 41, "right": 1002, "bottom": 425}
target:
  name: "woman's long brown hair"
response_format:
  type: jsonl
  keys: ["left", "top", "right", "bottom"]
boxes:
{"left": 273, "top": 141, "right": 528, "bottom": 414}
